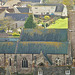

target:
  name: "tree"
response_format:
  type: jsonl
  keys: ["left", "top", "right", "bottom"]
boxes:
{"left": 0, "top": 17, "right": 14, "bottom": 31}
{"left": 62, "top": 0, "right": 71, "bottom": 6}
{"left": 24, "top": 15, "right": 36, "bottom": 28}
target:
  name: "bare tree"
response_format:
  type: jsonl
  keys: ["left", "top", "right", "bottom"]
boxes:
{"left": 0, "top": 17, "right": 14, "bottom": 32}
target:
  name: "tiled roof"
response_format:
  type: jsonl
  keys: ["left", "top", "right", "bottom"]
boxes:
{"left": 20, "top": 0, "right": 40, "bottom": 2}
{"left": 17, "top": 7, "right": 29, "bottom": 13}
{"left": 32, "top": 4, "right": 64, "bottom": 12}
{"left": 5, "top": 13, "right": 28, "bottom": 21}
{"left": 17, "top": 42, "right": 68, "bottom": 54}
{"left": 20, "top": 29, "right": 68, "bottom": 42}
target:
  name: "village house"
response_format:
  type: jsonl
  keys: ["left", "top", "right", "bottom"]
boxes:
{"left": 31, "top": 3, "right": 67, "bottom": 17}
{"left": 0, "top": 7, "right": 15, "bottom": 19}
{"left": 0, "top": 29, "right": 72, "bottom": 74}
{"left": 4, "top": 13, "right": 29, "bottom": 28}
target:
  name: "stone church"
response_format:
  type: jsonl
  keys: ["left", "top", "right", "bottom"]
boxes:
{"left": 0, "top": 29, "right": 72, "bottom": 74}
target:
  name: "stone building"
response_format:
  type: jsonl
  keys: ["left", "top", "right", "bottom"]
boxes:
{"left": 0, "top": 29, "right": 72, "bottom": 74}
{"left": 4, "top": 13, "right": 29, "bottom": 29}
{"left": 68, "top": 10, "right": 75, "bottom": 67}
{"left": 31, "top": 3, "right": 67, "bottom": 17}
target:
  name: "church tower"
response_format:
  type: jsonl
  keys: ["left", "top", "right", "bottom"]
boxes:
{"left": 69, "top": 10, "right": 75, "bottom": 67}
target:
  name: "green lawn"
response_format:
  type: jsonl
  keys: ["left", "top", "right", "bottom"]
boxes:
{"left": 47, "top": 18, "right": 68, "bottom": 29}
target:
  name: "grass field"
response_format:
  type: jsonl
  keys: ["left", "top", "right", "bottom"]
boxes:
{"left": 47, "top": 18, "right": 68, "bottom": 29}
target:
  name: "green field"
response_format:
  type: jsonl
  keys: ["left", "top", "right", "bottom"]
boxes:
{"left": 47, "top": 18, "right": 68, "bottom": 29}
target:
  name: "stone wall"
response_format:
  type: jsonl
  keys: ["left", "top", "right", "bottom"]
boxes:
{"left": 0, "top": 54, "right": 32, "bottom": 74}
{"left": 69, "top": 10, "right": 75, "bottom": 58}
{"left": 47, "top": 54, "right": 70, "bottom": 65}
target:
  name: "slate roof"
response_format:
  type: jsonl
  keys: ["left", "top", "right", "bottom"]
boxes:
{"left": 0, "top": 7, "right": 8, "bottom": 9}
{"left": 17, "top": 42, "right": 68, "bottom": 54}
{"left": 20, "top": 29, "right": 68, "bottom": 42}
{"left": 32, "top": 4, "right": 64, "bottom": 12}
{"left": 17, "top": 7, "right": 29, "bottom": 13}
{"left": 0, "top": 41, "right": 68, "bottom": 54}
{"left": 20, "top": 0, "right": 40, "bottom": 2}
{"left": 0, "top": 38, "right": 19, "bottom": 42}
{"left": 5, "top": 13, "right": 29, "bottom": 21}
{"left": 0, "top": 42, "right": 16, "bottom": 54}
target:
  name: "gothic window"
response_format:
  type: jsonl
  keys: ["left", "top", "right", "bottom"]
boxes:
{"left": 38, "top": 62, "right": 44, "bottom": 67}
{"left": 22, "top": 58, "right": 28, "bottom": 68}
{"left": 14, "top": 55, "right": 17, "bottom": 62}
{"left": 9, "top": 58, "right": 11, "bottom": 66}
{"left": 66, "top": 58, "right": 69, "bottom": 65}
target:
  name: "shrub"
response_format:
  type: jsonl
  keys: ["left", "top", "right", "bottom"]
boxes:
{"left": 12, "top": 32, "right": 20, "bottom": 36}
{"left": 44, "top": 16, "right": 50, "bottom": 20}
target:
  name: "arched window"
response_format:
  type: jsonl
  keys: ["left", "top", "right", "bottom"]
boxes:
{"left": 9, "top": 58, "right": 11, "bottom": 66}
{"left": 22, "top": 58, "right": 28, "bottom": 68}
{"left": 38, "top": 62, "right": 45, "bottom": 67}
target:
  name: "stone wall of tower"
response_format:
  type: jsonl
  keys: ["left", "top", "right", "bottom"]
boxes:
{"left": 68, "top": 10, "right": 75, "bottom": 58}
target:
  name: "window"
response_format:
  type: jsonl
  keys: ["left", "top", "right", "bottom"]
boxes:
{"left": 9, "top": 58, "right": 11, "bottom": 66}
{"left": 22, "top": 58, "right": 28, "bottom": 68}
{"left": 38, "top": 69, "right": 43, "bottom": 75}
{"left": 65, "top": 70, "right": 70, "bottom": 75}
{"left": 51, "top": 7, "right": 54, "bottom": 9}
{"left": 35, "top": 7, "right": 38, "bottom": 9}
{"left": 66, "top": 58, "right": 69, "bottom": 65}
{"left": 38, "top": 71, "right": 43, "bottom": 75}
{"left": 38, "top": 62, "right": 44, "bottom": 66}
{"left": 55, "top": 57, "right": 61, "bottom": 66}
{"left": 35, "top": 12, "right": 38, "bottom": 13}
{"left": 14, "top": 55, "right": 17, "bottom": 62}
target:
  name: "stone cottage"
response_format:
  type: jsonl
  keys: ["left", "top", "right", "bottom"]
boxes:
{"left": 4, "top": 13, "right": 29, "bottom": 29}
{"left": 31, "top": 3, "right": 67, "bottom": 17}
{"left": 0, "top": 29, "right": 72, "bottom": 74}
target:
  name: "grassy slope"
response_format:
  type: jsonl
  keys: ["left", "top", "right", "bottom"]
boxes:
{"left": 47, "top": 18, "right": 68, "bottom": 29}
